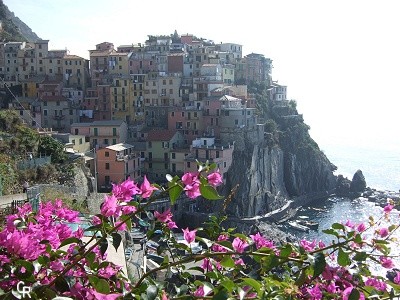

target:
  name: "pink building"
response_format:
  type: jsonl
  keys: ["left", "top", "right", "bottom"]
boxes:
{"left": 167, "top": 53, "right": 184, "bottom": 73}
{"left": 128, "top": 52, "right": 157, "bottom": 74}
{"left": 96, "top": 143, "right": 141, "bottom": 191}
{"left": 184, "top": 137, "right": 234, "bottom": 182}
{"left": 167, "top": 107, "right": 204, "bottom": 145}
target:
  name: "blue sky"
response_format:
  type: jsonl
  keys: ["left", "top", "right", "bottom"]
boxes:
{"left": 5, "top": 0, "right": 400, "bottom": 151}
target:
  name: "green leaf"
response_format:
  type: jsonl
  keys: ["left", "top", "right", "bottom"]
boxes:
{"left": 200, "top": 184, "right": 223, "bottom": 200}
{"left": 55, "top": 276, "right": 70, "bottom": 293}
{"left": 168, "top": 183, "right": 183, "bottom": 205}
{"left": 59, "top": 237, "right": 81, "bottom": 248}
{"left": 332, "top": 223, "right": 345, "bottom": 230}
{"left": 338, "top": 248, "right": 351, "bottom": 266}
{"left": 112, "top": 232, "right": 122, "bottom": 251}
{"left": 99, "top": 239, "right": 108, "bottom": 256}
{"left": 220, "top": 255, "right": 235, "bottom": 268}
{"left": 212, "top": 290, "right": 229, "bottom": 300}
{"left": 94, "top": 279, "right": 111, "bottom": 294}
{"left": 220, "top": 279, "right": 235, "bottom": 293}
{"left": 322, "top": 228, "right": 339, "bottom": 237}
{"left": 348, "top": 288, "right": 360, "bottom": 300}
{"left": 279, "top": 244, "right": 292, "bottom": 257}
{"left": 15, "top": 260, "right": 34, "bottom": 280}
{"left": 146, "top": 285, "right": 158, "bottom": 300}
{"left": 353, "top": 251, "right": 368, "bottom": 262}
{"left": 242, "top": 278, "right": 261, "bottom": 294}
{"left": 209, "top": 162, "right": 217, "bottom": 170}
{"left": 313, "top": 252, "right": 326, "bottom": 277}
{"left": 32, "top": 286, "right": 57, "bottom": 299}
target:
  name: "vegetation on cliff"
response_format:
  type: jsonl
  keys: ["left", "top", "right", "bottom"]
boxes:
{"left": 0, "top": 0, "right": 40, "bottom": 42}
{"left": 0, "top": 110, "right": 73, "bottom": 194}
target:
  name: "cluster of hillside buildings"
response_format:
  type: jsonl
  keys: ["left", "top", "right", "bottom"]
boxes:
{"left": 0, "top": 32, "right": 288, "bottom": 191}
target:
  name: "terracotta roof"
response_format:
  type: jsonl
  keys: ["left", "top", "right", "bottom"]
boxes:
{"left": 41, "top": 96, "right": 68, "bottom": 101}
{"left": 147, "top": 129, "right": 177, "bottom": 141}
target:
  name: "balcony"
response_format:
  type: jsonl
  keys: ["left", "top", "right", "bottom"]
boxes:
{"left": 53, "top": 114, "right": 65, "bottom": 120}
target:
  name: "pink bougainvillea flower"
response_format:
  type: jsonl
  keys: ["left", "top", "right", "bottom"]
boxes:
{"left": 120, "top": 204, "right": 137, "bottom": 215}
{"left": 250, "top": 232, "right": 275, "bottom": 249}
{"left": 342, "top": 287, "right": 365, "bottom": 300}
{"left": 232, "top": 237, "right": 249, "bottom": 253}
{"left": 140, "top": 175, "right": 158, "bottom": 199}
{"left": 379, "top": 227, "right": 389, "bottom": 237}
{"left": 193, "top": 286, "right": 205, "bottom": 297}
{"left": 154, "top": 208, "right": 173, "bottom": 223}
{"left": 201, "top": 258, "right": 213, "bottom": 272}
{"left": 394, "top": 271, "right": 400, "bottom": 284}
{"left": 182, "top": 172, "right": 199, "bottom": 186}
{"left": 92, "top": 215, "right": 101, "bottom": 225}
{"left": 356, "top": 223, "right": 366, "bottom": 233}
{"left": 380, "top": 256, "right": 394, "bottom": 268}
{"left": 384, "top": 203, "right": 394, "bottom": 214}
{"left": 365, "top": 277, "right": 387, "bottom": 291}
{"left": 184, "top": 182, "right": 201, "bottom": 199}
{"left": 300, "top": 239, "right": 317, "bottom": 252}
{"left": 344, "top": 220, "right": 355, "bottom": 229}
{"left": 114, "top": 221, "right": 127, "bottom": 231}
{"left": 161, "top": 291, "right": 169, "bottom": 300}
{"left": 306, "top": 284, "right": 322, "bottom": 300}
{"left": 101, "top": 194, "right": 118, "bottom": 217}
{"left": 182, "top": 227, "right": 197, "bottom": 244}
{"left": 207, "top": 171, "right": 223, "bottom": 187}
{"left": 212, "top": 234, "right": 229, "bottom": 252}
{"left": 167, "top": 221, "right": 178, "bottom": 229}
{"left": 112, "top": 177, "right": 140, "bottom": 201}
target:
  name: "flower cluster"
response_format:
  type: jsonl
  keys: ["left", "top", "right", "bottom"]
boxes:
{"left": 0, "top": 169, "right": 399, "bottom": 300}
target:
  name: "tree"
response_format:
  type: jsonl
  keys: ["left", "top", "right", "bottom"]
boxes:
{"left": 37, "top": 135, "right": 66, "bottom": 163}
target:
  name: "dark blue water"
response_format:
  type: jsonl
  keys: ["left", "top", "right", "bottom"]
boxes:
{"left": 286, "top": 197, "right": 400, "bottom": 276}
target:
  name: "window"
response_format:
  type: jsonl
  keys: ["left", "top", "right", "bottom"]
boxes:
{"left": 105, "top": 175, "right": 110, "bottom": 184}
{"left": 104, "top": 139, "right": 109, "bottom": 145}
{"left": 43, "top": 110, "right": 47, "bottom": 116}
{"left": 79, "top": 138, "right": 82, "bottom": 144}
{"left": 164, "top": 163, "right": 168, "bottom": 169}
{"left": 113, "top": 139, "right": 117, "bottom": 144}
{"left": 112, "top": 128, "right": 117, "bottom": 136}
{"left": 94, "top": 128, "right": 98, "bottom": 136}
{"left": 224, "top": 162, "right": 227, "bottom": 168}
{"left": 148, "top": 141, "right": 152, "bottom": 148}
{"left": 171, "top": 153, "right": 176, "bottom": 159}
{"left": 149, "top": 163, "right": 153, "bottom": 169}
{"left": 186, "top": 161, "right": 191, "bottom": 168}
{"left": 216, "top": 151, "right": 220, "bottom": 158}
{"left": 74, "top": 128, "right": 78, "bottom": 135}
{"left": 105, "top": 163, "right": 110, "bottom": 170}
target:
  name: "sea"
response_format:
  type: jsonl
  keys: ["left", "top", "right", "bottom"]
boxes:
{"left": 285, "top": 137, "right": 400, "bottom": 275}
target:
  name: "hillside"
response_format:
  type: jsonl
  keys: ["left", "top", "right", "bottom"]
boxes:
{"left": 0, "top": 0, "right": 40, "bottom": 42}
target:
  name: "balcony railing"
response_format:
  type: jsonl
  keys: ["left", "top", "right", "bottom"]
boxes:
{"left": 53, "top": 115, "right": 65, "bottom": 120}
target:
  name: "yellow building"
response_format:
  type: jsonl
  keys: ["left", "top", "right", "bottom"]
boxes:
{"left": 111, "top": 76, "right": 135, "bottom": 124}
{"left": 62, "top": 55, "right": 89, "bottom": 91}
{"left": 108, "top": 52, "right": 129, "bottom": 76}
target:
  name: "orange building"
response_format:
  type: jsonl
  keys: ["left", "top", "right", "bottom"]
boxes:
{"left": 96, "top": 143, "right": 141, "bottom": 192}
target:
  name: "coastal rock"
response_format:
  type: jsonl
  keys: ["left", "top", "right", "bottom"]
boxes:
{"left": 221, "top": 120, "right": 336, "bottom": 218}
{"left": 350, "top": 169, "right": 367, "bottom": 193}
{"left": 335, "top": 175, "right": 351, "bottom": 196}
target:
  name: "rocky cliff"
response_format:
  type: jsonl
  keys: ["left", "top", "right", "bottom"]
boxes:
{"left": 220, "top": 100, "right": 337, "bottom": 218}
{"left": 0, "top": 1, "right": 40, "bottom": 42}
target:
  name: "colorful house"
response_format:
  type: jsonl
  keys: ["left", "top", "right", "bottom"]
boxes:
{"left": 96, "top": 143, "right": 141, "bottom": 191}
